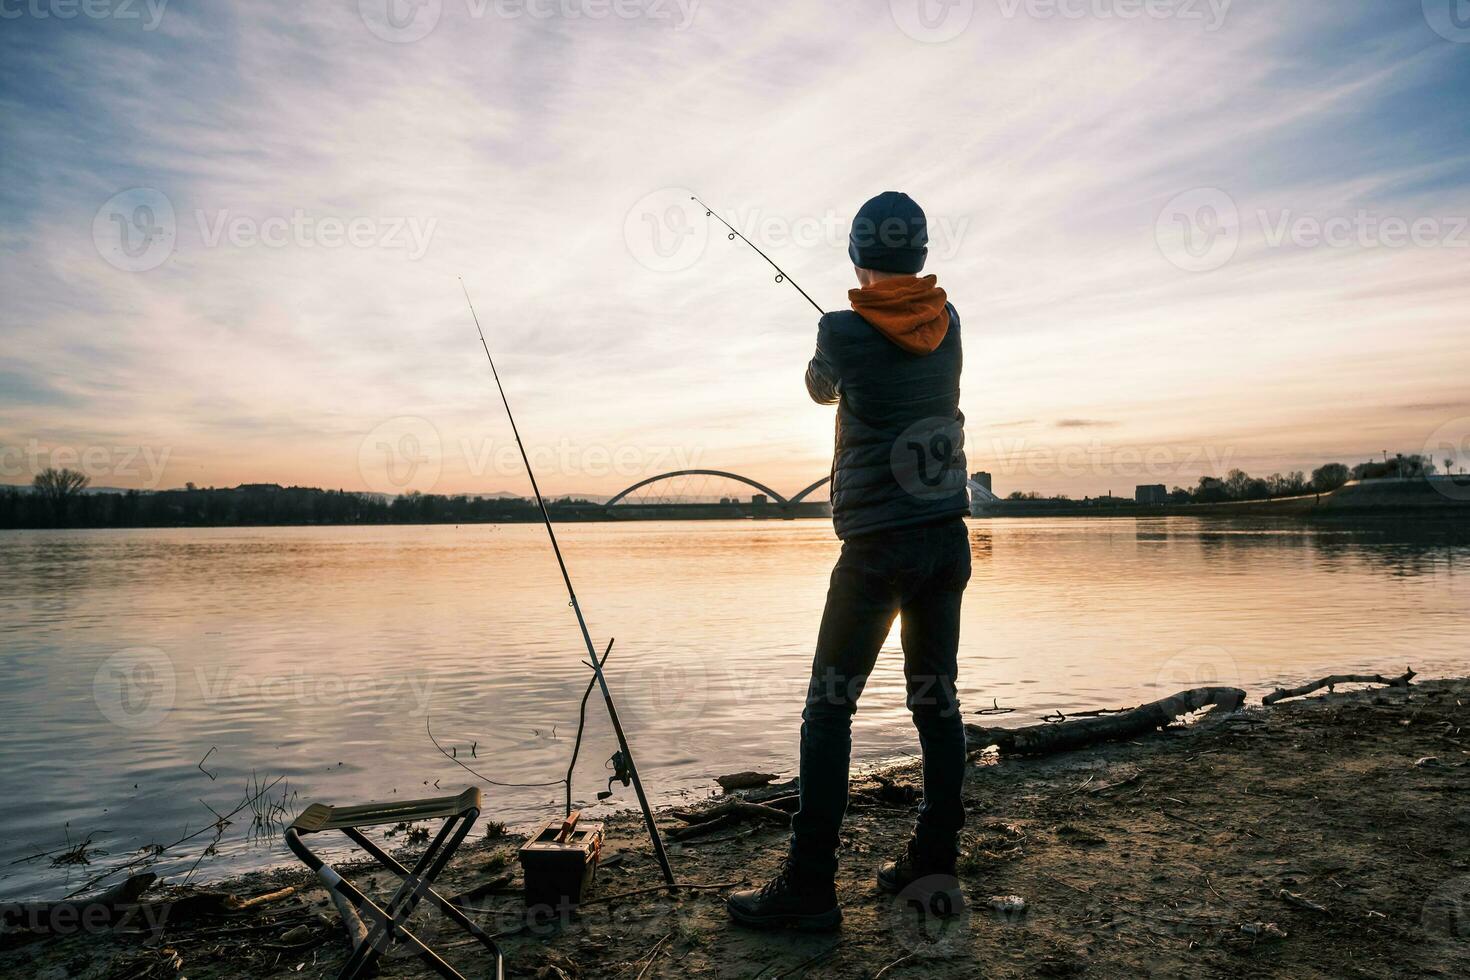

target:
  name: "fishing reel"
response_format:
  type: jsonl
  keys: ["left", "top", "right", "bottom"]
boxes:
{"left": 598, "top": 749, "right": 632, "bottom": 801}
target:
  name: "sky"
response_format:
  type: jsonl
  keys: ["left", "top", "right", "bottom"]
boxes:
{"left": 2, "top": 0, "right": 1468, "bottom": 500}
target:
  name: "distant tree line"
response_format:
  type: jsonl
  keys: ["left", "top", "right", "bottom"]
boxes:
{"left": 0, "top": 473, "right": 600, "bottom": 529}
{"left": 1170, "top": 454, "right": 1439, "bottom": 504}
{"left": 1004, "top": 454, "right": 1441, "bottom": 506}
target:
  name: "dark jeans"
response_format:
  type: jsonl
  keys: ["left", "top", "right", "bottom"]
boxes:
{"left": 789, "top": 518, "right": 972, "bottom": 878}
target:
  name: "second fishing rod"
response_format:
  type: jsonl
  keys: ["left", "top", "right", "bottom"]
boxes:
{"left": 460, "top": 278, "right": 674, "bottom": 887}
{"left": 457, "top": 200, "right": 818, "bottom": 886}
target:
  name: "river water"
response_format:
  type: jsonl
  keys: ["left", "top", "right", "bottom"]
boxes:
{"left": 0, "top": 517, "right": 1465, "bottom": 899}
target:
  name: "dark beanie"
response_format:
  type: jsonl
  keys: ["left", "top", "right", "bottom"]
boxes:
{"left": 848, "top": 191, "right": 929, "bottom": 274}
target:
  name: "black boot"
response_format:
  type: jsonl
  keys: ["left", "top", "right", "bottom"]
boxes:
{"left": 877, "top": 838, "right": 965, "bottom": 916}
{"left": 726, "top": 859, "right": 842, "bottom": 931}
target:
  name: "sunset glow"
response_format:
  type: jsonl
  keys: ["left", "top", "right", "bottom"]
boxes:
{"left": 3, "top": 2, "right": 1467, "bottom": 500}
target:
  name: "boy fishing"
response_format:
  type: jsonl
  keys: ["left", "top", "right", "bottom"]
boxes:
{"left": 728, "top": 191, "right": 972, "bottom": 930}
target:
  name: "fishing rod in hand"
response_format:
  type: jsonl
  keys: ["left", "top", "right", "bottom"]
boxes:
{"left": 459, "top": 278, "right": 675, "bottom": 886}
{"left": 691, "top": 195, "right": 827, "bottom": 316}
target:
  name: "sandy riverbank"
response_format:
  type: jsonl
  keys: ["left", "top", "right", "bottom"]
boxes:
{"left": 5, "top": 678, "right": 1467, "bottom": 979}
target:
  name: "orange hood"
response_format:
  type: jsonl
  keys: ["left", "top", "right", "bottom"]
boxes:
{"left": 848, "top": 275, "right": 950, "bottom": 355}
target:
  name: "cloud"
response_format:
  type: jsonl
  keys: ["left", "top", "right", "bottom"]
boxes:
{"left": 1, "top": 1, "right": 1468, "bottom": 495}
{"left": 1055, "top": 419, "right": 1119, "bottom": 429}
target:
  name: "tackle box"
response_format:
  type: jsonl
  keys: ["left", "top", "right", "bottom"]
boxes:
{"left": 518, "top": 812, "right": 604, "bottom": 908}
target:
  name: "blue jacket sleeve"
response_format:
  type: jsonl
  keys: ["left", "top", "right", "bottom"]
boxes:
{"left": 805, "top": 316, "right": 840, "bottom": 405}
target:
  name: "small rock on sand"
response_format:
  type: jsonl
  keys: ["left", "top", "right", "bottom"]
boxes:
{"left": 989, "top": 895, "right": 1028, "bottom": 914}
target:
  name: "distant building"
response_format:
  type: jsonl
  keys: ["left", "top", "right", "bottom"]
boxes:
{"left": 970, "top": 471, "right": 992, "bottom": 493}
{"left": 751, "top": 493, "right": 768, "bottom": 506}
{"left": 1136, "top": 484, "right": 1167, "bottom": 505}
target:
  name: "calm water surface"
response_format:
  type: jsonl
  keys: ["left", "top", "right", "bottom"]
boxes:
{"left": 1, "top": 517, "right": 1465, "bottom": 899}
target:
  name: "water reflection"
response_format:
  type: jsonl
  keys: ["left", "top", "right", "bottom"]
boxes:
{"left": 0, "top": 516, "right": 1465, "bottom": 899}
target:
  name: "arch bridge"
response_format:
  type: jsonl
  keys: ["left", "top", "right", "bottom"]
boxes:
{"left": 603, "top": 469, "right": 998, "bottom": 510}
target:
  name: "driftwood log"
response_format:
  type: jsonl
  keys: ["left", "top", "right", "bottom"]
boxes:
{"left": 667, "top": 800, "right": 790, "bottom": 841}
{"left": 1, "top": 872, "right": 157, "bottom": 934}
{"left": 1262, "top": 668, "right": 1415, "bottom": 706}
{"left": 966, "top": 687, "right": 1247, "bottom": 757}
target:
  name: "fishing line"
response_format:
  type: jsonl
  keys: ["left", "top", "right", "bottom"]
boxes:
{"left": 425, "top": 716, "right": 564, "bottom": 789}
{"left": 459, "top": 278, "right": 675, "bottom": 886}
{"left": 426, "top": 640, "right": 615, "bottom": 801}
{"left": 691, "top": 195, "right": 827, "bottom": 316}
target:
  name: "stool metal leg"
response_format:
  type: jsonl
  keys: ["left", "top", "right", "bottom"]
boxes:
{"left": 285, "top": 814, "right": 503, "bottom": 980}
